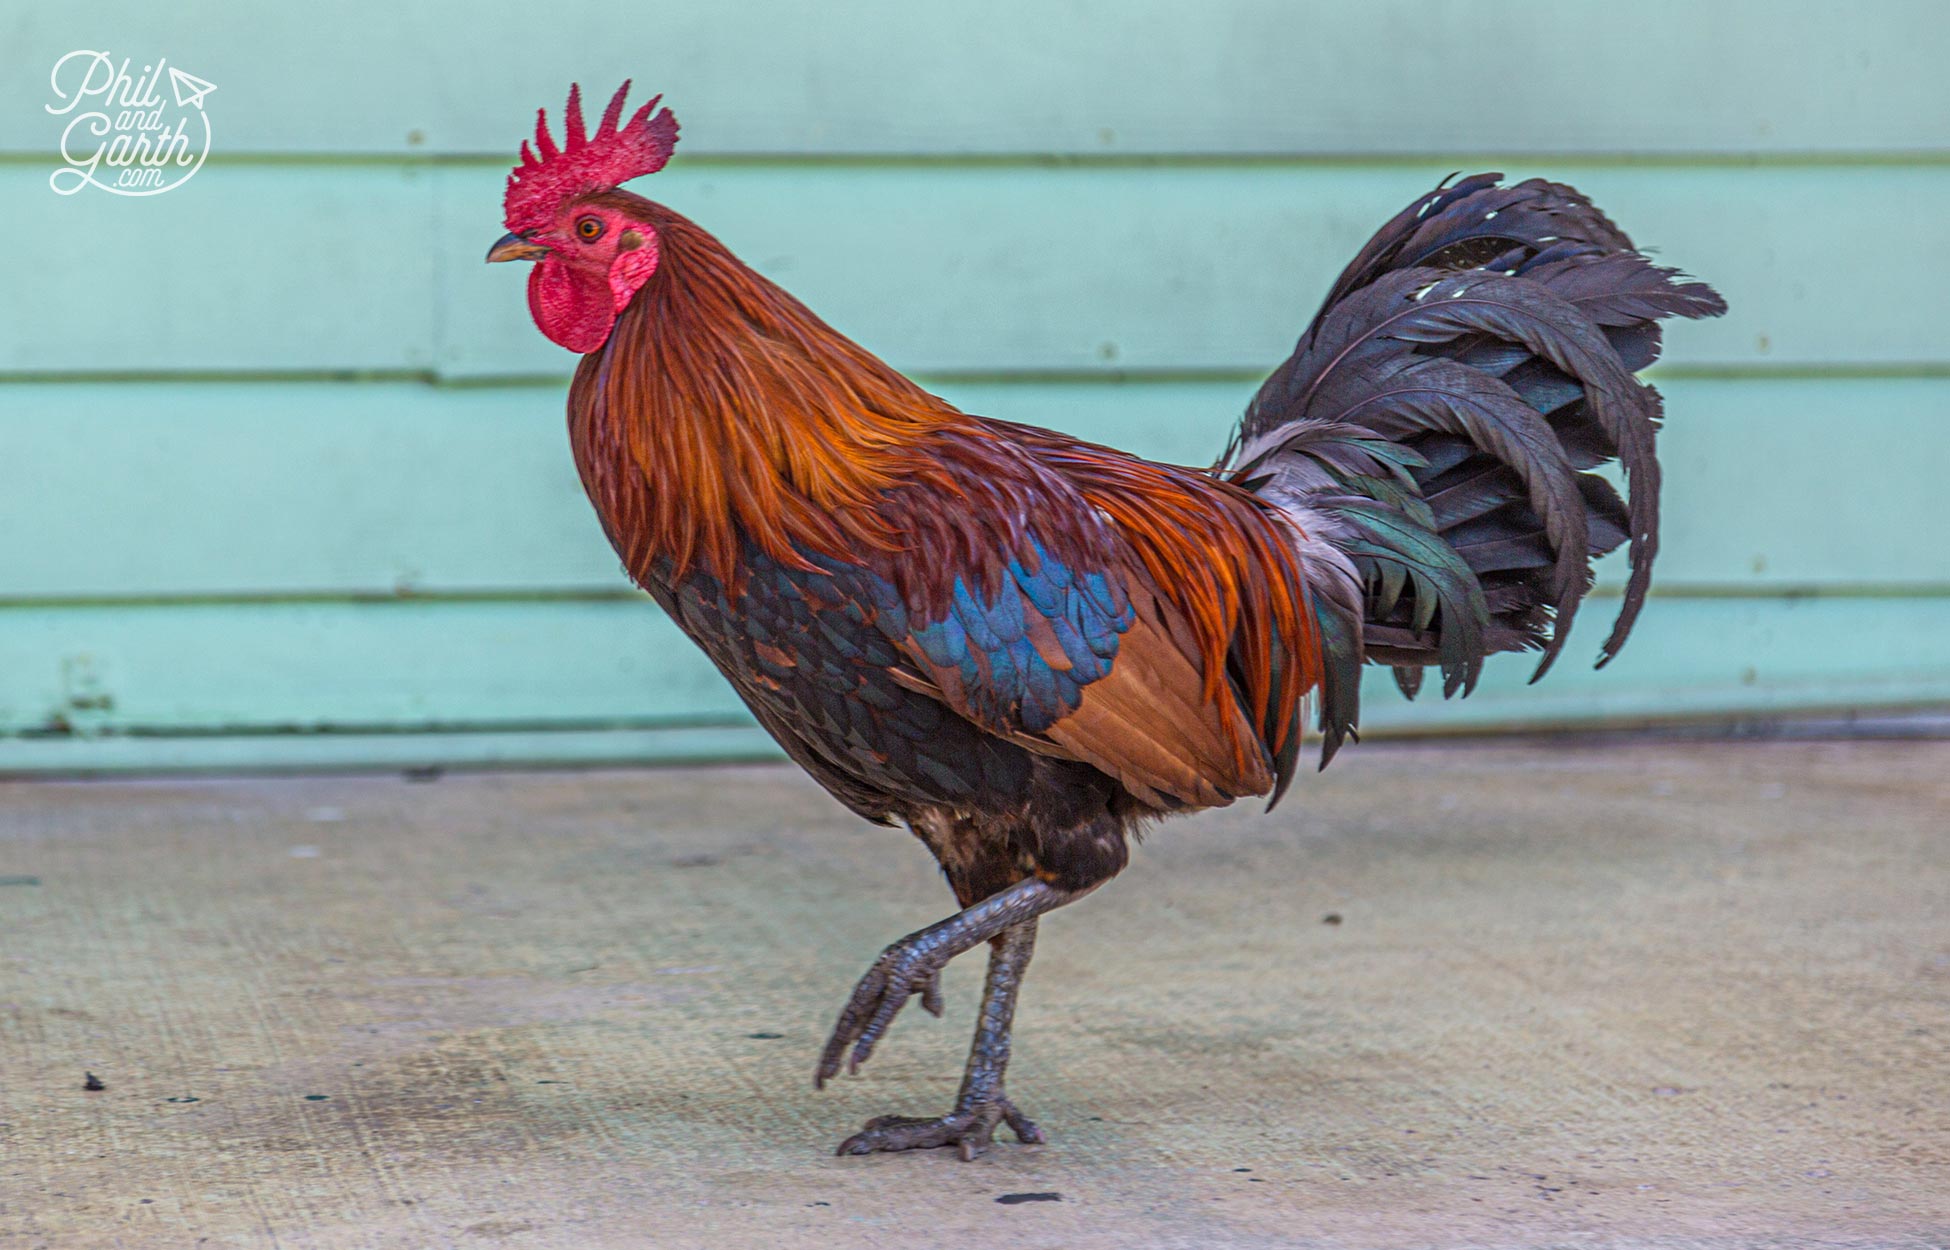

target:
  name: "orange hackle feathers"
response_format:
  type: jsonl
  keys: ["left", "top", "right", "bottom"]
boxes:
{"left": 569, "top": 205, "right": 964, "bottom": 586}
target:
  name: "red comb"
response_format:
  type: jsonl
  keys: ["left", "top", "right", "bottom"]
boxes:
{"left": 503, "top": 81, "right": 679, "bottom": 231}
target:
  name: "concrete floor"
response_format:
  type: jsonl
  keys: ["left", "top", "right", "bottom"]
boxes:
{"left": 1, "top": 741, "right": 1945, "bottom": 1249}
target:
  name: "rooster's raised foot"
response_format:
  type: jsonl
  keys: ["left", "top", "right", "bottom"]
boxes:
{"left": 815, "top": 880, "right": 1082, "bottom": 1085}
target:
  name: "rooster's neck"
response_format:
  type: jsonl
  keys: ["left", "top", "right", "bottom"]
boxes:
{"left": 568, "top": 211, "right": 964, "bottom": 588}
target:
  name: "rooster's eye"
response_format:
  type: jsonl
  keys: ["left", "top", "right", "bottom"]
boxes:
{"left": 575, "top": 216, "right": 604, "bottom": 242}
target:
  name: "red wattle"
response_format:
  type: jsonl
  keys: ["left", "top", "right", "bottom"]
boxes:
{"left": 528, "top": 259, "right": 618, "bottom": 354}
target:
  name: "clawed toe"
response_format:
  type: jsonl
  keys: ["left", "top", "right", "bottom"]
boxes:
{"left": 836, "top": 1097, "right": 1044, "bottom": 1160}
{"left": 814, "top": 942, "right": 948, "bottom": 1086}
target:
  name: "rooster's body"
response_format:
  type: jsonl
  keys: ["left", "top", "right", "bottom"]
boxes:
{"left": 490, "top": 84, "right": 1724, "bottom": 1158}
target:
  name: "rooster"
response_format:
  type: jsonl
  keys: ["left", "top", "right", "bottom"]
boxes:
{"left": 487, "top": 83, "right": 1725, "bottom": 1159}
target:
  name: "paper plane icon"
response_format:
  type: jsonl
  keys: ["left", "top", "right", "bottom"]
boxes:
{"left": 168, "top": 67, "right": 217, "bottom": 110}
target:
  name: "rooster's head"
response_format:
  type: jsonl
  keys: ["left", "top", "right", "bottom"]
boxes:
{"left": 487, "top": 81, "right": 679, "bottom": 352}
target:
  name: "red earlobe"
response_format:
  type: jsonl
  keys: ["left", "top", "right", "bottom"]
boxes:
{"left": 608, "top": 229, "right": 662, "bottom": 313}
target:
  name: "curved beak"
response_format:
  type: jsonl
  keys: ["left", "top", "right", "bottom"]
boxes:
{"left": 486, "top": 231, "right": 549, "bottom": 263}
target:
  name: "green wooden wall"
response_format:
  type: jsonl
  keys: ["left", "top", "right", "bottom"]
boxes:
{"left": 3, "top": 1, "right": 1946, "bottom": 773}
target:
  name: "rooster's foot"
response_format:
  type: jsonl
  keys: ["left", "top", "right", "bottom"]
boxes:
{"left": 837, "top": 1095, "right": 1045, "bottom": 1160}
{"left": 816, "top": 881, "right": 1085, "bottom": 1088}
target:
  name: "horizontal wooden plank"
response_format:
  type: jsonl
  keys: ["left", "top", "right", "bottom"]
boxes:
{"left": 2, "top": 377, "right": 1944, "bottom": 599}
{"left": 2, "top": 166, "right": 437, "bottom": 373}
{"left": 4, "top": 1, "right": 1943, "bottom": 155}
{"left": 0, "top": 725, "right": 786, "bottom": 778}
{"left": 3, "top": 596, "right": 1948, "bottom": 744}
{"left": 8, "top": 164, "right": 1944, "bottom": 376}
{"left": 0, "top": 380, "right": 620, "bottom": 598}
{"left": 0, "top": 600, "right": 747, "bottom": 735}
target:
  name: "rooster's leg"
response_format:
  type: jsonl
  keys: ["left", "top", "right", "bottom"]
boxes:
{"left": 834, "top": 918, "right": 1045, "bottom": 1158}
{"left": 815, "top": 877, "right": 1089, "bottom": 1156}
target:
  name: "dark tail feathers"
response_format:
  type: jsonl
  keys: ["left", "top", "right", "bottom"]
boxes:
{"left": 1222, "top": 173, "right": 1726, "bottom": 763}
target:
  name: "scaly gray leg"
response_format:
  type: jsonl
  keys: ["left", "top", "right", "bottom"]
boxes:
{"left": 816, "top": 878, "right": 1091, "bottom": 1157}
{"left": 834, "top": 919, "right": 1045, "bottom": 1158}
